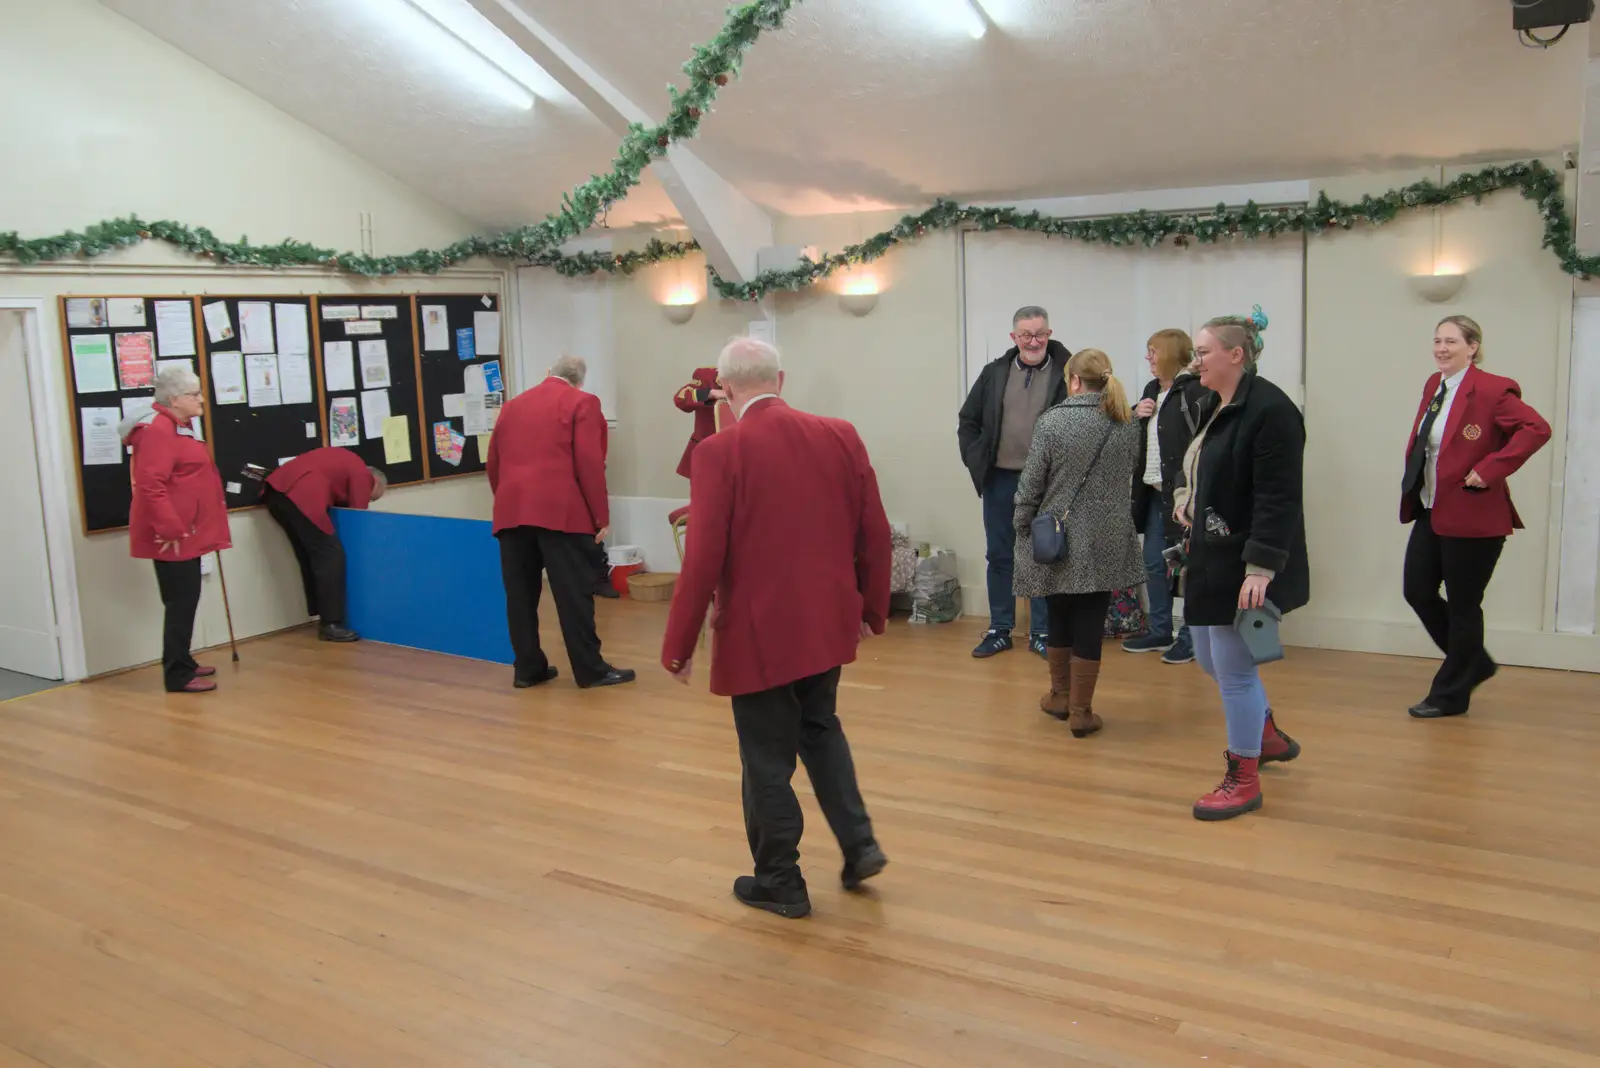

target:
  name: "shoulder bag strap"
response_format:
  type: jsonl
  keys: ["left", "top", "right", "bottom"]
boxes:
{"left": 1065, "top": 423, "right": 1116, "bottom": 513}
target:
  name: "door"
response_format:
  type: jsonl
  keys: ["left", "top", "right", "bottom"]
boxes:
{"left": 0, "top": 311, "right": 62, "bottom": 679}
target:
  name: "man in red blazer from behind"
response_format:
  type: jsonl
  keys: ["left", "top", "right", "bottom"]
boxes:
{"left": 673, "top": 365, "right": 722, "bottom": 479}
{"left": 662, "top": 337, "right": 893, "bottom": 919}
{"left": 489, "top": 355, "right": 634, "bottom": 690}
{"left": 264, "top": 446, "right": 386, "bottom": 643}
{"left": 1399, "top": 315, "right": 1551, "bottom": 719}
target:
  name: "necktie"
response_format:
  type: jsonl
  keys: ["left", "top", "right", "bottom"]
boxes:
{"left": 1401, "top": 381, "right": 1449, "bottom": 497}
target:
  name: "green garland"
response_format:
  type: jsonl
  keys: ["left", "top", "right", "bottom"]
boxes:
{"left": 0, "top": 0, "right": 792, "bottom": 274}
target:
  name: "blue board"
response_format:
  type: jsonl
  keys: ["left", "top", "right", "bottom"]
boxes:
{"left": 334, "top": 508, "right": 513, "bottom": 664}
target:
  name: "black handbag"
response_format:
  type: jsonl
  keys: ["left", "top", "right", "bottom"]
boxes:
{"left": 1030, "top": 424, "right": 1114, "bottom": 565}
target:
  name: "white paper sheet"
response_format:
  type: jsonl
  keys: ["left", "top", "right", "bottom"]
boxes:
{"left": 107, "top": 298, "right": 146, "bottom": 328}
{"left": 210, "top": 351, "right": 246, "bottom": 405}
{"left": 463, "top": 389, "right": 502, "bottom": 436}
{"left": 274, "top": 302, "right": 310, "bottom": 356}
{"left": 442, "top": 392, "right": 465, "bottom": 418}
{"left": 321, "top": 304, "right": 359, "bottom": 320}
{"left": 323, "top": 341, "right": 356, "bottom": 392}
{"left": 238, "top": 301, "right": 275, "bottom": 354}
{"left": 279, "top": 351, "right": 314, "bottom": 405}
{"left": 343, "top": 320, "right": 383, "bottom": 336}
{"left": 330, "top": 397, "right": 359, "bottom": 446}
{"left": 70, "top": 334, "right": 117, "bottom": 394}
{"left": 202, "top": 300, "right": 235, "bottom": 343}
{"left": 66, "top": 298, "right": 107, "bottom": 329}
{"left": 153, "top": 300, "right": 196, "bottom": 357}
{"left": 463, "top": 363, "right": 487, "bottom": 395}
{"left": 246, "top": 353, "right": 282, "bottom": 407}
{"left": 360, "top": 304, "right": 399, "bottom": 320}
{"left": 189, "top": 417, "right": 204, "bottom": 441}
{"left": 472, "top": 311, "right": 501, "bottom": 356}
{"left": 358, "top": 339, "right": 391, "bottom": 388}
{"left": 420, "top": 305, "right": 448, "bottom": 351}
{"left": 120, "top": 395, "right": 155, "bottom": 424}
{"left": 81, "top": 407, "right": 122, "bottom": 465}
{"left": 360, "top": 388, "right": 390, "bottom": 440}
{"left": 156, "top": 358, "right": 194, "bottom": 379}
{"left": 305, "top": 422, "right": 318, "bottom": 438}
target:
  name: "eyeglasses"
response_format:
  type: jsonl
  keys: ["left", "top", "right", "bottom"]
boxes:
{"left": 1013, "top": 330, "right": 1052, "bottom": 343}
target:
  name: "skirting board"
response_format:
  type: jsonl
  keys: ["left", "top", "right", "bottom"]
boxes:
{"left": 608, "top": 496, "right": 690, "bottom": 574}
{"left": 956, "top": 584, "right": 1600, "bottom": 674}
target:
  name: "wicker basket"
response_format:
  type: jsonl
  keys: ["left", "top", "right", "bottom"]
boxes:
{"left": 627, "top": 572, "right": 677, "bottom": 602}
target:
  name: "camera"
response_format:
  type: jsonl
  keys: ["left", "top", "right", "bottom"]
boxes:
{"left": 1162, "top": 541, "right": 1187, "bottom": 573}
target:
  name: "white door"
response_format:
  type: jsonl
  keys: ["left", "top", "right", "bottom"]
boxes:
{"left": 0, "top": 311, "right": 62, "bottom": 679}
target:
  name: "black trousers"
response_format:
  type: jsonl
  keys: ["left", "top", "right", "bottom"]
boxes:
{"left": 263, "top": 487, "right": 347, "bottom": 626}
{"left": 153, "top": 558, "right": 202, "bottom": 691}
{"left": 497, "top": 526, "right": 611, "bottom": 686}
{"left": 585, "top": 536, "right": 612, "bottom": 593}
{"left": 730, "top": 666, "right": 875, "bottom": 891}
{"left": 1045, "top": 591, "right": 1113, "bottom": 659}
{"left": 1403, "top": 509, "right": 1505, "bottom": 712}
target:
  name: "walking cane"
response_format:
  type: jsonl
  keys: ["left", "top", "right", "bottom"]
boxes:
{"left": 215, "top": 550, "right": 240, "bottom": 662}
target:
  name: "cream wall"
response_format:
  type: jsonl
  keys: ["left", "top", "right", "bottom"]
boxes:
{"left": 607, "top": 165, "right": 1595, "bottom": 671}
{"left": 1, "top": 0, "right": 506, "bottom": 677}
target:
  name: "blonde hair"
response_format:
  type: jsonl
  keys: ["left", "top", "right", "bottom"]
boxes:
{"left": 1147, "top": 329, "right": 1194, "bottom": 381}
{"left": 1200, "top": 313, "right": 1267, "bottom": 372}
{"left": 1437, "top": 315, "right": 1484, "bottom": 365}
{"left": 1066, "top": 349, "right": 1131, "bottom": 423}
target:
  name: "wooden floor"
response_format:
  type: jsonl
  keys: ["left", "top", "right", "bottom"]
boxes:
{"left": 2, "top": 602, "right": 1598, "bottom": 1068}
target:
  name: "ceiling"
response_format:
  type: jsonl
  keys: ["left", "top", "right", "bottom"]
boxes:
{"left": 101, "top": 0, "right": 1586, "bottom": 234}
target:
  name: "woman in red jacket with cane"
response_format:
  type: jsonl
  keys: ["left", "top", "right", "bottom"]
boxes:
{"left": 1400, "top": 316, "right": 1551, "bottom": 719}
{"left": 119, "top": 366, "right": 231, "bottom": 693}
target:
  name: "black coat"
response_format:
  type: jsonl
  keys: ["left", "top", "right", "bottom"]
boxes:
{"left": 957, "top": 340, "right": 1072, "bottom": 495}
{"left": 1131, "top": 372, "right": 1214, "bottom": 546}
{"left": 1181, "top": 372, "right": 1310, "bottom": 627}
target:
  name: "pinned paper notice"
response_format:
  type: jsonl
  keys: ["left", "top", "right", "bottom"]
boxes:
{"left": 226, "top": 481, "right": 242, "bottom": 495}
{"left": 381, "top": 415, "right": 412, "bottom": 464}
{"left": 305, "top": 422, "right": 318, "bottom": 438}
{"left": 476, "top": 434, "right": 492, "bottom": 460}
{"left": 442, "top": 392, "right": 465, "bottom": 418}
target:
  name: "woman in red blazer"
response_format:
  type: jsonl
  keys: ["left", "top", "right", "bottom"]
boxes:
{"left": 1399, "top": 315, "right": 1550, "bottom": 719}
{"left": 673, "top": 365, "right": 722, "bottom": 479}
{"left": 118, "top": 366, "right": 231, "bottom": 693}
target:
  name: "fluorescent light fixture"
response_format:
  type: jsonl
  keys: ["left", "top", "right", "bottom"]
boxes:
{"left": 370, "top": 0, "right": 537, "bottom": 110}
{"left": 960, "top": 0, "right": 988, "bottom": 39}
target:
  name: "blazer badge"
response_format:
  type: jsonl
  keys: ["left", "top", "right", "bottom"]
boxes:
{"left": 1462, "top": 423, "right": 1482, "bottom": 441}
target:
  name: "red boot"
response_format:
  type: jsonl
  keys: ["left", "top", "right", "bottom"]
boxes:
{"left": 1259, "top": 711, "right": 1300, "bottom": 765}
{"left": 1193, "top": 752, "right": 1262, "bottom": 821}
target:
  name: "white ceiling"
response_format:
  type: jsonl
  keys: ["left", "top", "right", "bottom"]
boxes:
{"left": 102, "top": 0, "right": 1586, "bottom": 232}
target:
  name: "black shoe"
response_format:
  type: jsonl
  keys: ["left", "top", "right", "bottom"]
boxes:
{"left": 514, "top": 666, "right": 559, "bottom": 689}
{"left": 733, "top": 875, "right": 811, "bottom": 918}
{"left": 1470, "top": 655, "right": 1498, "bottom": 690}
{"left": 971, "top": 630, "right": 1013, "bottom": 658}
{"left": 1409, "top": 700, "right": 1466, "bottom": 719}
{"left": 578, "top": 668, "right": 636, "bottom": 689}
{"left": 841, "top": 843, "right": 888, "bottom": 892}
{"left": 595, "top": 584, "right": 621, "bottom": 599}
{"left": 318, "top": 624, "right": 360, "bottom": 643}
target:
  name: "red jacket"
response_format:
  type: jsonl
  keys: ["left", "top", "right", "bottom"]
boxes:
{"left": 488, "top": 377, "right": 609, "bottom": 535}
{"left": 266, "top": 447, "right": 376, "bottom": 534}
{"left": 1399, "top": 365, "right": 1551, "bottom": 538}
{"left": 122, "top": 404, "right": 231, "bottom": 561}
{"left": 661, "top": 398, "right": 892, "bottom": 697}
{"left": 674, "top": 366, "right": 720, "bottom": 479}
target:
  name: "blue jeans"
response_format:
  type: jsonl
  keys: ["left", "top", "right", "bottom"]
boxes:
{"left": 1140, "top": 491, "right": 1188, "bottom": 641}
{"left": 1191, "top": 625, "right": 1269, "bottom": 758}
{"left": 982, "top": 469, "right": 1047, "bottom": 636}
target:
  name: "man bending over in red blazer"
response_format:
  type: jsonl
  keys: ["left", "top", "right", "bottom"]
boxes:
{"left": 662, "top": 336, "right": 893, "bottom": 919}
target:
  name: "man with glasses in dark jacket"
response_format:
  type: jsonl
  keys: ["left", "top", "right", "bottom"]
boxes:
{"left": 957, "top": 305, "right": 1071, "bottom": 659}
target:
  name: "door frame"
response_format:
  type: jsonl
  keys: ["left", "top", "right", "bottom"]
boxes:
{"left": 1, "top": 297, "right": 86, "bottom": 681}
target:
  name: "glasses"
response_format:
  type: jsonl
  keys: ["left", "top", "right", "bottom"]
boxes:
{"left": 1013, "top": 330, "right": 1052, "bottom": 343}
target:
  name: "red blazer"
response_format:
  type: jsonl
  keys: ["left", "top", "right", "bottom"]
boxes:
{"left": 266, "top": 447, "right": 375, "bottom": 534}
{"left": 123, "top": 405, "right": 231, "bottom": 561}
{"left": 674, "top": 366, "right": 720, "bottom": 479}
{"left": 661, "top": 398, "right": 893, "bottom": 697}
{"left": 1399, "top": 365, "right": 1551, "bottom": 538}
{"left": 488, "top": 377, "right": 609, "bottom": 536}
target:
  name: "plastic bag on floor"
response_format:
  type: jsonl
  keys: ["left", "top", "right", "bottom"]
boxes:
{"left": 909, "top": 550, "right": 961, "bottom": 624}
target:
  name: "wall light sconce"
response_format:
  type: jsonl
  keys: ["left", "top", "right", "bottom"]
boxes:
{"left": 662, "top": 288, "right": 699, "bottom": 324}
{"left": 838, "top": 276, "right": 880, "bottom": 317}
{"left": 1409, "top": 270, "right": 1467, "bottom": 303}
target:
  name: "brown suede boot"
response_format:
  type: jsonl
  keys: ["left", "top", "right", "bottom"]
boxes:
{"left": 1040, "top": 647, "right": 1072, "bottom": 720}
{"left": 1066, "top": 657, "right": 1103, "bottom": 738}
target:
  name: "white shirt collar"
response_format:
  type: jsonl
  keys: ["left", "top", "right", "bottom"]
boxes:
{"left": 738, "top": 393, "right": 779, "bottom": 419}
{"left": 1442, "top": 366, "right": 1469, "bottom": 390}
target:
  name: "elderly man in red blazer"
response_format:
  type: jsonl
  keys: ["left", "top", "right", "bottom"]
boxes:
{"left": 1399, "top": 315, "right": 1551, "bottom": 719}
{"left": 662, "top": 337, "right": 893, "bottom": 919}
{"left": 489, "top": 355, "right": 634, "bottom": 690}
{"left": 264, "top": 447, "right": 386, "bottom": 643}
{"left": 673, "top": 365, "right": 722, "bottom": 479}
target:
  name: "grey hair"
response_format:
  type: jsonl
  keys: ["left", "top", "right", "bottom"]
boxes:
{"left": 1012, "top": 305, "right": 1049, "bottom": 328}
{"left": 368, "top": 466, "right": 389, "bottom": 495}
{"left": 152, "top": 365, "right": 201, "bottom": 406}
{"left": 550, "top": 354, "right": 586, "bottom": 386}
{"left": 717, "top": 336, "right": 782, "bottom": 387}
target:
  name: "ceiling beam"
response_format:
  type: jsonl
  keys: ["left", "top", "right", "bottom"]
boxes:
{"left": 465, "top": 0, "right": 773, "bottom": 283}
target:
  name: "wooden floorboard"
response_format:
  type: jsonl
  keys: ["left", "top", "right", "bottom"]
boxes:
{"left": 1, "top": 601, "right": 1597, "bottom": 1068}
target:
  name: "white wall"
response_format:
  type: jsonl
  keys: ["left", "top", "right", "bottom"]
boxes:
{"left": 0, "top": 0, "right": 509, "bottom": 678}
{"left": 515, "top": 253, "right": 617, "bottom": 416}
